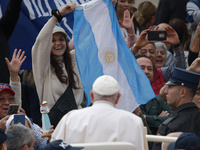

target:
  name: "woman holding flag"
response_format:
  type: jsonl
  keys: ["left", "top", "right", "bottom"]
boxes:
{"left": 32, "top": 3, "right": 84, "bottom": 127}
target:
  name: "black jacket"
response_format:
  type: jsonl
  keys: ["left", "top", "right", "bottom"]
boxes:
{"left": 0, "top": 0, "right": 22, "bottom": 83}
{"left": 152, "top": 102, "right": 200, "bottom": 150}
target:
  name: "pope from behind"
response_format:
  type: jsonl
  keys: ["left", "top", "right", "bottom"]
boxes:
{"left": 51, "top": 75, "right": 148, "bottom": 150}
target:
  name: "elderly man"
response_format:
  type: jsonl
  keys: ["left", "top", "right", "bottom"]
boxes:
{"left": 0, "top": 49, "right": 25, "bottom": 131}
{"left": 6, "top": 124, "right": 35, "bottom": 150}
{"left": 0, "top": 83, "right": 19, "bottom": 131}
{"left": 51, "top": 75, "right": 147, "bottom": 150}
{"left": 152, "top": 67, "right": 200, "bottom": 150}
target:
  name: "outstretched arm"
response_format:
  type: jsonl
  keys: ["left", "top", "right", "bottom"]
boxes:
{"left": 5, "top": 49, "right": 26, "bottom": 82}
{"left": 164, "top": 25, "right": 180, "bottom": 47}
{"left": 119, "top": 10, "right": 137, "bottom": 48}
{"left": 52, "top": 3, "right": 76, "bottom": 23}
{"left": 119, "top": 10, "right": 134, "bottom": 34}
{"left": 5, "top": 49, "right": 26, "bottom": 108}
{"left": 131, "top": 28, "right": 151, "bottom": 53}
{"left": 187, "top": 57, "right": 200, "bottom": 74}
{"left": 188, "top": 22, "right": 200, "bottom": 66}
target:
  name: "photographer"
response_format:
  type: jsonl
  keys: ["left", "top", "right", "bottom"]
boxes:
{"left": 131, "top": 25, "right": 186, "bottom": 94}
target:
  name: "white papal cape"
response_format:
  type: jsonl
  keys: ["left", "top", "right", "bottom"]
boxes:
{"left": 51, "top": 101, "right": 148, "bottom": 150}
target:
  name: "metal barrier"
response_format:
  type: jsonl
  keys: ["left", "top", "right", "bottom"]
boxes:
{"left": 146, "top": 135, "right": 178, "bottom": 143}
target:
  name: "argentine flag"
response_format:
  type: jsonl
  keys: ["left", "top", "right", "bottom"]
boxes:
{"left": 73, "top": 0, "right": 155, "bottom": 112}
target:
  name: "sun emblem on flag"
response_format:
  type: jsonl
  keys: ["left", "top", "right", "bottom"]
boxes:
{"left": 106, "top": 53, "right": 114, "bottom": 62}
{"left": 99, "top": 47, "right": 117, "bottom": 67}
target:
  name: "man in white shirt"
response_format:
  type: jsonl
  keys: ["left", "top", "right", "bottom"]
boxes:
{"left": 51, "top": 75, "right": 147, "bottom": 150}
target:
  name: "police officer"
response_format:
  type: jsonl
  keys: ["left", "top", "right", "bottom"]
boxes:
{"left": 152, "top": 67, "right": 200, "bottom": 150}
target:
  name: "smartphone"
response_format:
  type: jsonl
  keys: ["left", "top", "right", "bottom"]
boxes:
{"left": 7, "top": 104, "right": 19, "bottom": 115}
{"left": 147, "top": 31, "right": 167, "bottom": 41}
{"left": 14, "top": 114, "right": 25, "bottom": 126}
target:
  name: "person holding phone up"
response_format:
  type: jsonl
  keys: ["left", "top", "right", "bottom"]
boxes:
{"left": 131, "top": 25, "right": 186, "bottom": 94}
{"left": 0, "top": 49, "right": 26, "bottom": 131}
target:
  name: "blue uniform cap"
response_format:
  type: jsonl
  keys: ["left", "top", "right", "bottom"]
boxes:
{"left": 165, "top": 67, "right": 200, "bottom": 89}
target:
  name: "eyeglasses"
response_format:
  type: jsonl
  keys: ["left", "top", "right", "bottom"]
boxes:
{"left": 0, "top": 97, "right": 15, "bottom": 102}
{"left": 196, "top": 91, "right": 200, "bottom": 95}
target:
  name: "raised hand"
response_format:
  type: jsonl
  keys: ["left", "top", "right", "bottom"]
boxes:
{"left": 131, "top": 28, "right": 151, "bottom": 52}
{"left": 119, "top": 10, "right": 134, "bottom": 34}
{"left": 187, "top": 57, "right": 200, "bottom": 74}
{"left": 190, "top": 22, "right": 200, "bottom": 53}
{"left": 5, "top": 49, "right": 26, "bottom": 82}
{"left": 0, "top": 115, "right": 10, "bottom": 131}
{"left": 59, "top": 3, "right": 76, "bottom": 16}
{"left": 193, "top": 22, "right": 200, "bottom": 40}
{"left": 17, "top": 108, "right": 26, "bottom": 115}
{"left": 164, "top": 25, "right": 179, "bottom": 46}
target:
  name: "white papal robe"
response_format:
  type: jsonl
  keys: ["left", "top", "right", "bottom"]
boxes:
{"left": 51, "top": 101, "right": 148, "bottom": 150}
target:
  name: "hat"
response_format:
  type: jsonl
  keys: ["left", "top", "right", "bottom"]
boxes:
{"left": 43, "top": 140, "right": 83, "bottom": 150}
{"left": 0, "top": 83, "right": 15, "bottom": 95}
{"left": 168, "top": 133, "right": 200, "bottom": 150}
{"left": 0, "top": 128, "right": 14, "bottom": 144}
{"left": 92, "top": 75, "right": 119, "bottom": 96}
{"left": 6, "top": 114, "right": 33, "bottom": 129}
{"left": 53, "top": 26, "right": 67, "bottom": 37}
{"left": 165, "top": 67, "right": 200, "bottom": 89}
{"left": 42, "top": 101, "right": 47, "bottom": 105}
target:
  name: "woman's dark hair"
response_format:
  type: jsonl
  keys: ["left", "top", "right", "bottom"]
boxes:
{"left": 168, "top": 18, "right": 191, "bottom": 50}
{"left": 50, "top": 39, "right": 79, "bottom": 89}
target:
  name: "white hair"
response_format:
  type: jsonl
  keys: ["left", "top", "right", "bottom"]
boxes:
{"left": 154, "top": 42, "right": 167, "bottom": 54}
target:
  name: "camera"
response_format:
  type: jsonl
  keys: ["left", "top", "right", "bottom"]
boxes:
{"left": 147, "top": 31, "right": 167, "bottom": 41}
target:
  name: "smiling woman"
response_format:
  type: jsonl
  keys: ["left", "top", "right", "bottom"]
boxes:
{"left": 32, "top": 3, "right": 84, "bottom": 127}
{"left": 51, "top": 29, "right": 67, "bottom": 57}
{"left": 154, "top": 42, "right": 167, "bottom": 68}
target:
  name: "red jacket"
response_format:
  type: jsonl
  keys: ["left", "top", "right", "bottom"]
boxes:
{"left": 151, "top": 67, "right": 165, "bottom": 94}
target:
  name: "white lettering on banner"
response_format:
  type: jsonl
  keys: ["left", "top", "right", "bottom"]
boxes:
{"left": 64, "top": 0, "right": 83, "bottom": 3}
{"left": 23, "top": 0, "right": 36, "bottom": 20}
{"left": 54, "top": 0, "right": 66, "bottom": 10}
{"left": 22, "top": 0, "right": 91, "bottom": 20}
{"left": 32, "top": 0, "right": 42, "bottom": 18}
{"left": 64, "top": 0, "right": 91, "bottom": 4}
{"left": 79, "top": 0, "right": 90, "bottom": 3}
{"left": 63, "top": 17, "right": 73, "bottom": 34}
{"left": 44, "top": 0, "right": 52, "bottom": 15}
{"left": 65, "top": 0, "right": 73, "bottom": 2}
{"left": 38, "top": 0, "right": 49, "bottom": 16}
{"left": 24, "top": 0, "right": 58, "bottom": 20}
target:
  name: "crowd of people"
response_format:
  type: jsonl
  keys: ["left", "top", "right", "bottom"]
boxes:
{"left": 0, "top": 0, "right": 200, "bottom": 150}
